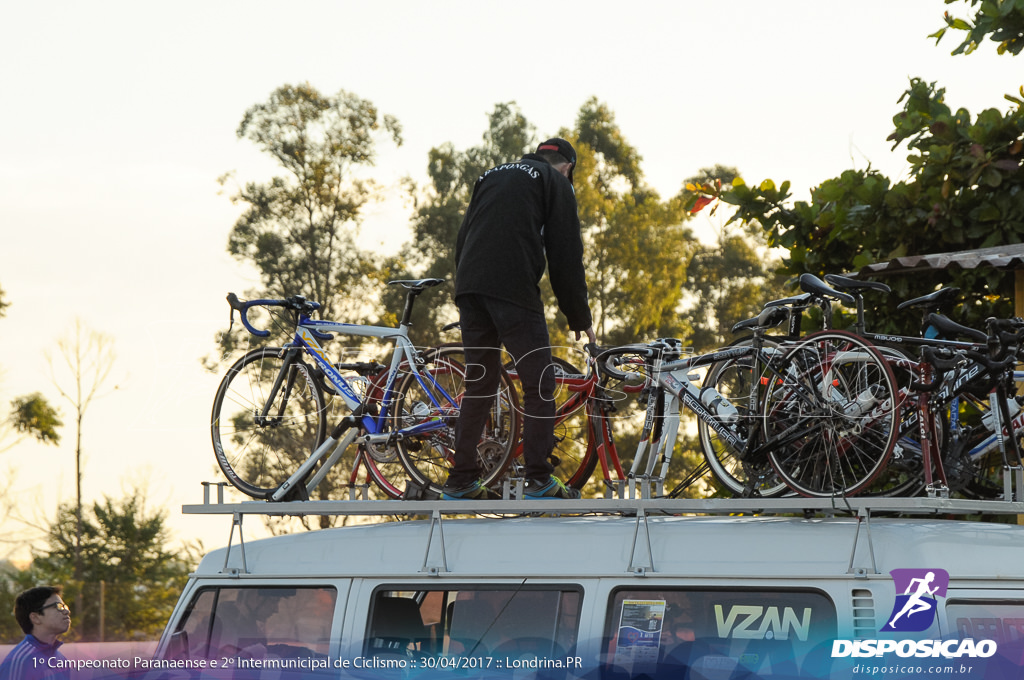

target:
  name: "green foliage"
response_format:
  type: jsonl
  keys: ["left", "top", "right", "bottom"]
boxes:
{"left": 575, "top": 97, "right": 643, "bottom": 191}
{"left": 569, "top": 98, "right": 695, "bottom": 345}
{"left": 217, "top": 83, "right": 403, "bottom": 354}
{"left": 933, "top": 0, "right": 1024, "bottom": 55}
{"left": 8, "top": 393, "right": 62, "bottom": 445}
{"left": 0, "top": 563, "right": 38, "bottom": 642}
{"left": 399, "top": 100, "right": 786, "bottom": 350}
{"left": 395, "top": 103, "right": 536, "bottom": 345}
{"left": 27, "top": 494, "right": 194, "bottom": 642}
{"left": 695, "top": 77, "right": 1024, "bottom": 332}
{"left": 586, "top": 188, "right": 693, "bottom": 345}
{"left": 0, "top": 289, "right": 64, "bottom": 453}
{"left": 399, "top": 98, "right": 699, "bottom": 347}
{"left": 680, "top": 167, "right": 790, "bottom": 352}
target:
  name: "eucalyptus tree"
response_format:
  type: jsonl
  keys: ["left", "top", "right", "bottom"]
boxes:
{"left": 216, "top": 82, "right": 403, "bottom": 356}
{"left": 212, "top": 84, "right": 403, "bottom": 517}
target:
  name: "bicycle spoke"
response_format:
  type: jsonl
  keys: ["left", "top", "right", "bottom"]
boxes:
{"left": 764, "top": 331, "right": 899, "bottom": 497}
{"left": 211, "top": 348, "right": 327, "bottom": 498}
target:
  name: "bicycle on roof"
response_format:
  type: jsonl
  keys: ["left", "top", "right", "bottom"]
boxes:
{"left": 210, "top": 279, "right": 519, "bottom": 501}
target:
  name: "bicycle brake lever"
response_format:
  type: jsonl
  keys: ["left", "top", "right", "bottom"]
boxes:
{"left": 226, "top": 293, "right": 237, "bottom": 332}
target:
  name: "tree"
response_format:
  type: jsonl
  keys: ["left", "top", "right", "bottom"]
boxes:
{"left": 46, "top": 320, "right": 117, "bottom": 600}
{"left": 0, "top": 288, "right": 62, "bottom": 452}
{"left": 395, "top": 102, "right": 536, "bottom": 346}
{"left": 571, "top": 98, "right": 695, "bottom": 346}
{"left": 213, "top": 83, "right": 404, "bottom": 520}
{"left": 689, "top": 73, "right": 1023, "bottom": 332}
{"left": 681, "top": 3, "right": 1024, "bottom": 334}
{"left": 400, "top": 98, "right": 699, "bottom": 347}
{"left": 6, "top": 393, "right": 62, "bottom": 449}
{"left": 0, "top": 561, "right": 37, "bottom": 643}
{"left": 217, "top": 82, "right": 404, "bottom": 356}
{"left": 934, "top": 0, "right": 1024, "bottom": 56}
{"left": 676, "top": 166, "right": 789, "bottom": 353}
{"left": 28, "top": 492, "right": 194, "bottom": 642}
{"left": 0, "top": 289, "right": 63, "bottom": 561}
{"left": 399, "top": 98, "right": 728, "bottom": 493}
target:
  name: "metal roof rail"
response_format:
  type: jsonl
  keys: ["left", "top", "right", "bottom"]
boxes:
{"left": 184, "top": 484, "right": 1024, "bottom": 520}
{"left": 186, "top": 483, "right": 1024, "bottom": 577}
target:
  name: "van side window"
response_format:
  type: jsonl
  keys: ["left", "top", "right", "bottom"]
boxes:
{"left": 366, "top": 587, "right": 582, "bottom": 661}
{"left": 602, "top": 588, "right": 836, "bottom": 679}
{"left": 166, "top": 587, "right": 337, "bottom": 661}
{"left": 947, "top": 600, "right": 1024, "bottom": 645}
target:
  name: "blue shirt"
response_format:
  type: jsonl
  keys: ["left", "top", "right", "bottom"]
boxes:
{"left": 0, "top": 634, "right": 70, "bottom": 680}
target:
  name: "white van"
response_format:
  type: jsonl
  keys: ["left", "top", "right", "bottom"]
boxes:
{"left": 151, "top": 497, "right": 1024, "bottom": 679}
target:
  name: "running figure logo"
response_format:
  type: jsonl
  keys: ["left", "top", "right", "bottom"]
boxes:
{"left": 881, "top": 568, "right": 950, "bottom": 633}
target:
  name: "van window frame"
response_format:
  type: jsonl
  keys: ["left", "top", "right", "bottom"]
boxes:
{"left": 365, "top": 582, "right": 584, "bottom": 661}
{"left": 166, "top": 584, "right": 339, "bottom": 662}
{"left": 946, "top": 597, "right": 1024, "bottom": 645}
{"left": 602, "top": 585, "right": 838, "bottom": 678}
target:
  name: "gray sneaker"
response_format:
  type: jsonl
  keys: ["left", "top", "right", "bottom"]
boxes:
{"left": 523, "top": 476, "right": 580, "bottom": 499}
{"left": 441, "top": 479, "right": 498, "bottom": 500}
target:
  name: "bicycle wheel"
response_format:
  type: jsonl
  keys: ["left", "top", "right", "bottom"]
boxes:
{"left": 326, "top": 367, "right": 408, "bottom": 500}
{"left": 698, "top": 337, "right": 789, "bottom": 498}
{"left": 763, "top": 330, "right": 900, "bottom": 497}
{"left": 394, "top": 345, "right": 520, "bottom": 494}
{"left": 856, "top": 344, "right": 928, "bottom": 498}
{"left": 503, "top": 356, "right": 602, "bottom": 491}
{"left": 211, "top": 347, "right": 328, "bottom": 499}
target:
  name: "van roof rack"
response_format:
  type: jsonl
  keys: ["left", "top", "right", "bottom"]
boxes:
{"left": 183, "top": 481, "right": 1024, "bottom": 520}
{"left": 183, "top": 483, "right": 1024, "bottom": 578}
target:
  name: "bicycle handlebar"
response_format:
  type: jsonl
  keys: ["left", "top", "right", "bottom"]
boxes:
{"left": 913, "top": 318, "right": 1024, "bottom": 391}
{"left": 226, "top": 292, "right": 322, "bottom": 338}
{"left": 595, "top": 344, "right": 661, "bottom": 381}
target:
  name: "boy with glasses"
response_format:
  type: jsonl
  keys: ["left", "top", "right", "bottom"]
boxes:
{"left": 0, "top": 586, "right": 71, "bottom": 680}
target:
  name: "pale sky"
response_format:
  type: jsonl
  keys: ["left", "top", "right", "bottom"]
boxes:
{"left": 1, "top": 0, "right": 1021, "bottom": 561}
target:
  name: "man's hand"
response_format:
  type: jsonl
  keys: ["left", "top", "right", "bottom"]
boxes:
{"left": 575, "top": 326, "right": 597, "bottom": 345}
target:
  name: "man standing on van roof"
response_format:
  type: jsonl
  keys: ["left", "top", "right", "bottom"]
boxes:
{"left": 444, "top": 137, "right": 597, "bottom": 500}
{"left": 0, "top": 586, "right": 71, "bottom": 680}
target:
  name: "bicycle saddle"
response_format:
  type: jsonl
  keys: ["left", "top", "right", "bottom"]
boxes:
{"left": 798, "top": 273, "right": 856, "bottom": 305}
{"left": 896, "top": 287, "right": 961, "bottom": 311}
{"left": 925, "top": 313, "right": 987, "bottom": 344}
{"left": 763, "top": 292, "right": 812, "bottom": 309}
{"left": 824, "top": 274, "right": 891, "bottom": 294}
{"left": 388, "top": 278, "right": 446, "bottom": 291}
{"left": 732, "top": 306, "right": 789, "bottom": 334}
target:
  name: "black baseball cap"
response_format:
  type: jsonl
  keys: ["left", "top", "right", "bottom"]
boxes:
{"left": 536, "top": 138, "right": 577, "bottom": 183}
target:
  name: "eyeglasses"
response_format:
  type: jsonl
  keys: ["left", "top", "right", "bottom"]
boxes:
{"left": 38, "top": 601, "right": 70, "bottom": 614}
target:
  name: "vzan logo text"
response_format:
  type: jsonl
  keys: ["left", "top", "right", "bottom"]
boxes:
{"left": 715, "top": 605, "right": 811, "bottom": 642}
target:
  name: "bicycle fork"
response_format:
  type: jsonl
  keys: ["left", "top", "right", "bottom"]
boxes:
{"left": 910, "top": 361, "right": 951, "bottom": 498}
{"left": 989, "top": 388, "right": 1024, "bottom": 501}
{"left": 628, "top": 387, "right": 678, "bottom": 497}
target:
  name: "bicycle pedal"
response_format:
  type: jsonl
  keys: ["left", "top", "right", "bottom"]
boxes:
{"left": 401, "top": 479, "right": 439, "bottom": 501}
{"left": 278, "top": 484, "right": 310, "bottom": 502}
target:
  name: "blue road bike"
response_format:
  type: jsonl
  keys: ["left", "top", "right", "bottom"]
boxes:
{"left": 211, "top": 279, "right": 519, "bottom": 500}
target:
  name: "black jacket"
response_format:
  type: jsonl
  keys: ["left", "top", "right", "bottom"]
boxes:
{"left": 454, "top": 153, "right": 592, "bottom": 331}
